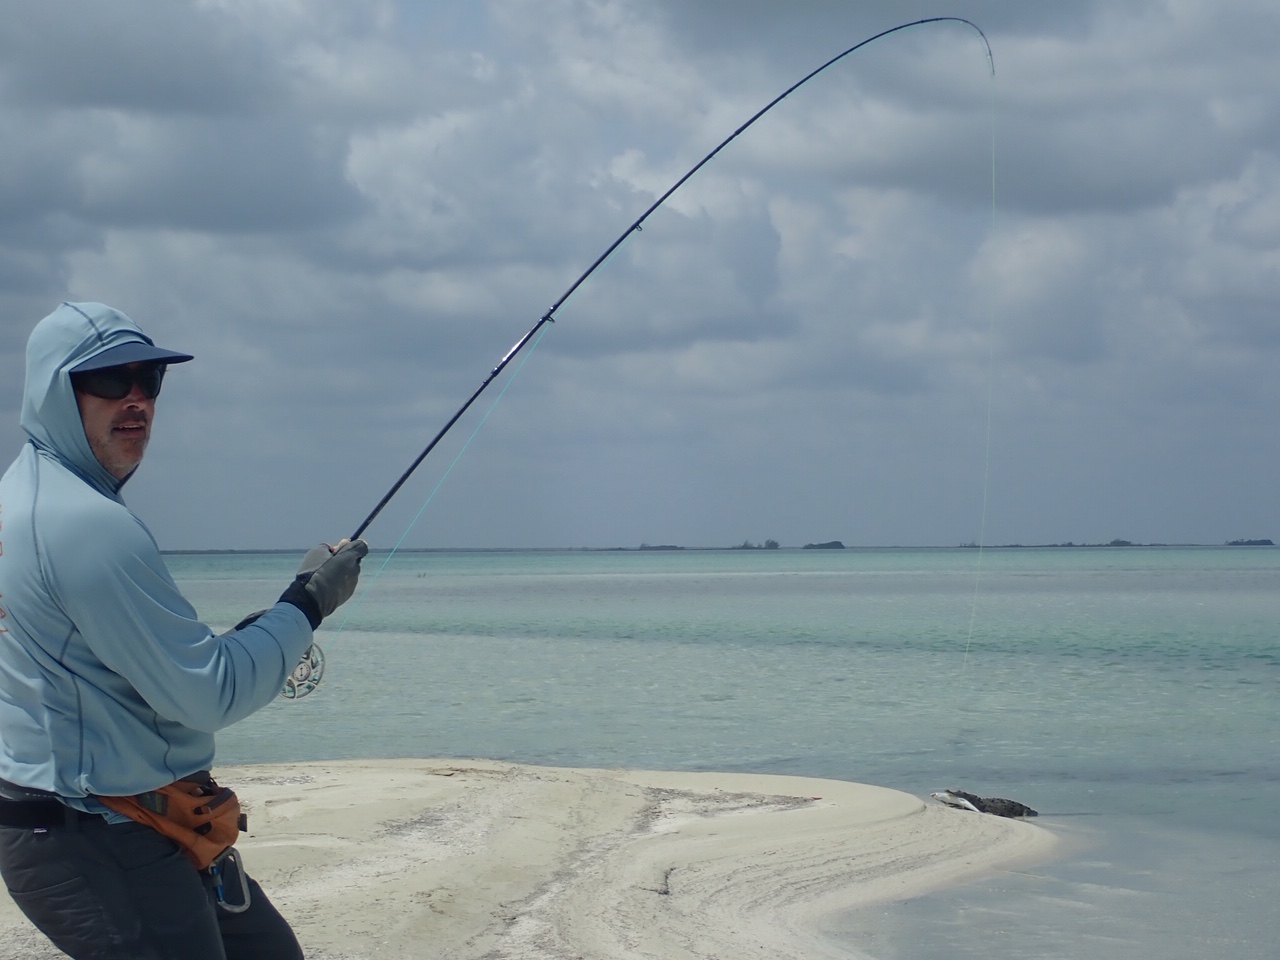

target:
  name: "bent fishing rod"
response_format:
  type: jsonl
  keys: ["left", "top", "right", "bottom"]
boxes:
{"left": 282, "top": 17, "right": 994, "bottom": 699}
{"left": 349, "top": 16, "right": 994, "bottom": 543}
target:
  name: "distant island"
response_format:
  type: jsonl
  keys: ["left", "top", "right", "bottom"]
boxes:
{"left": 960, "top": 538, "right": 1274, "bottom": 548}
{"left": 960, "top": 540, "right": 1151, "bottom": 548}
{"left": 802, "top": 541, "right": 845, "bottom": 550}
{"left": 638, "top": 544, "right": 684, "bottom": 551}
{"left": 732, "top": 540, "right": 780, "bottom": 550}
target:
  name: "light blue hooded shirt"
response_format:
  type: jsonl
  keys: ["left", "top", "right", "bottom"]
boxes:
{"left": 0, "top": 302, "right": 313, "bottom": 799}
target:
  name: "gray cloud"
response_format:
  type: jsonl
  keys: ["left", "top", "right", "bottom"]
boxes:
{"left": 0, "top": 0, "right": 283, "bottom": 114}
{"left": 2, "top": 0, "right": 1279, "bottom": 550}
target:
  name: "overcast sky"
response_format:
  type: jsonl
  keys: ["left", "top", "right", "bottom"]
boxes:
{"left": 2, "top": 0, "right": 1278, "bottom": 550}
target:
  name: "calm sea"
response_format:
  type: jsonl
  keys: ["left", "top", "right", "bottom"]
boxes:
{"left": 169, "top": 545, "right": 1278, "bottom": 960}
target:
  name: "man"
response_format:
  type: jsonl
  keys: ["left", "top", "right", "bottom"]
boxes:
{"left": 0, "top": 302, "right": 367, "bottom": 959}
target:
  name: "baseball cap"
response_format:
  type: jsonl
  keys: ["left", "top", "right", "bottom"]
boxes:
{"left": 69, "top": 340, "right": 194, "bottom": 373}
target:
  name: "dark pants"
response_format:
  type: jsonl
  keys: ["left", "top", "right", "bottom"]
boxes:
{"left": 0, "top": 816, "right": 302, "bottom": 960}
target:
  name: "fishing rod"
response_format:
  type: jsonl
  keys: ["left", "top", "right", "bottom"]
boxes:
{"left": 349, "top": 16, "right": 994, "bottom": 542}
{"left": 283, "top": 17, "right": 994, "bottom": 700}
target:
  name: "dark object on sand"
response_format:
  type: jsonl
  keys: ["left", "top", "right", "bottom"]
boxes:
{"left": 931, "top": 789, "right": 1038, "bottom": 818}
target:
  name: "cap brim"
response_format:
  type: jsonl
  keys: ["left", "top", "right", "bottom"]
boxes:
{"left": 69, "top": 342, "right": 195, "bottom": 373}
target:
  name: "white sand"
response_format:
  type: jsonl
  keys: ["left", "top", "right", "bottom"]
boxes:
{"left": 0, "top": 760, "right": 1055, "bottom": 959}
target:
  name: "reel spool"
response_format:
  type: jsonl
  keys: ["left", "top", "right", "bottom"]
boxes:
{"left": 281, "top": 643, "right": 325, "bottom": 700}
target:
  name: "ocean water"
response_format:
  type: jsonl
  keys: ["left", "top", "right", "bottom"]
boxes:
{"left": 170, "top": 546, "right": 1278, "bottom": 959}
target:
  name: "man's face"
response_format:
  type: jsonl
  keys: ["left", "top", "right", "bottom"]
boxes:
{"left": 73, "top": 362, "right": 160, "bottom": 480}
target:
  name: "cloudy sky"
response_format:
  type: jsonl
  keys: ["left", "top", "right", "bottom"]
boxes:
{"left": 2, "top": 0, "right": 1278, "bottom": 550}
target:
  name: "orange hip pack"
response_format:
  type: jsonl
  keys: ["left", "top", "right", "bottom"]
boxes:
{"left": 98, "top": 773, "right": 246, "bottom": 870}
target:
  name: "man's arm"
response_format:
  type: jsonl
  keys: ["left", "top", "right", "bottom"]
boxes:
{"left": 48, "top": 509, "right": 315, "bottom": 732}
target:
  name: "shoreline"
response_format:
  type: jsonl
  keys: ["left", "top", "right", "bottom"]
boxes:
{"left": 0, "top": 759, "right": 1056, "bottom": 959}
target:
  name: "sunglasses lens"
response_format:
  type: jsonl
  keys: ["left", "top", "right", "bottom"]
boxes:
{"left": 72, "top": 364, "right": 166, "bottom": 400}
{"left": 74, "top": 371, "right": 130, "bottom": 400}
{"left": 136, "top": 366, "right": 164, "bottom": 398}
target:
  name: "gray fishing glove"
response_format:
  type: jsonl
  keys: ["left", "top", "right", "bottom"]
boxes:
{"left": 279, "top": 539, "right": 369, "bottom": 629}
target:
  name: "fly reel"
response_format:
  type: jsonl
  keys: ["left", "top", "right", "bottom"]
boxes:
{"left": 281, "top": 643, "right": 325, "bottom": 700}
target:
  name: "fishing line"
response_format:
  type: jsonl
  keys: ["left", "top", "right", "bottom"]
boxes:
{"left": 960, "top": 60, "right": 1000, "bottom": 682}
{"left": 282, "top": 17, "right": 996, "bottom": 698}
{"left": 282, "top": 326, "right": 552, "bottom": 697}
{"left": 329, "top": 324, "right": 553, "bottom": 636}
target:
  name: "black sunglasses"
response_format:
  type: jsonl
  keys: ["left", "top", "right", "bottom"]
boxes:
{"left": 71, "top": 364, "right": 167, "bottom": 401}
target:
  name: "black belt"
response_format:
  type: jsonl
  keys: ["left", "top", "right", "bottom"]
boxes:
{"left": 0, "top": 796, "right": 98, "bottom": 828}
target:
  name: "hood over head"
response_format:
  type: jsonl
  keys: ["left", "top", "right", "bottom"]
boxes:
{"left": 21, "top": 302, "right": 193, "bottom": 494}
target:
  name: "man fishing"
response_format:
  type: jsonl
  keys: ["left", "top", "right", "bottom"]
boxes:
{"left": 0, "top": 301, "right": 367, "bottom": 959}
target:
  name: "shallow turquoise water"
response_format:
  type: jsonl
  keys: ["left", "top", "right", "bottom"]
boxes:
{"left": 170, "top": 546, "right": 1279, "bottom": 958}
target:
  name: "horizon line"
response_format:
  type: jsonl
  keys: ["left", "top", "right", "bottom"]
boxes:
{"left": 160, "top": 540, "right": 1272, "bottom": 555}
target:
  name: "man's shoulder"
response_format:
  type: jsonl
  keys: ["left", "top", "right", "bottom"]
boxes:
{"left": 27, "top": 456, "right": 152, "bottom": 554}
{"left": 33, "top": 458, "right": 127, "bottom": 512}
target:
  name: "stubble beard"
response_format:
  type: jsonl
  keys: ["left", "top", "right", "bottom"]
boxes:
{"left": 90, "top": 412, "right": 151, "bottom": 480}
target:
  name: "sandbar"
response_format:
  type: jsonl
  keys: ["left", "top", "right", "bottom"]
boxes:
{"left": 0, "top": 759, "right": 1055, "bottom": 959}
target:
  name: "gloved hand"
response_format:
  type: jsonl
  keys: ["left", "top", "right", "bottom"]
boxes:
{"left": 279, "top": 539, "right": 369, "bottom": 629}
